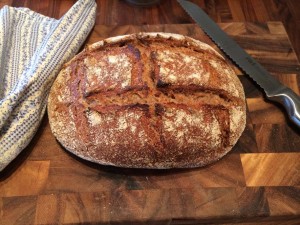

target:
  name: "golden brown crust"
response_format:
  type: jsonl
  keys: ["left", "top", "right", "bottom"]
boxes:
{"left": 48, "top": 32, "right": 246, "bottom": 169}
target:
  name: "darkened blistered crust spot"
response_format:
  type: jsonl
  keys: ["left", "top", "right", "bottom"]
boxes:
{"left": 48, "top": 32, "right": 246, "bottom": 169}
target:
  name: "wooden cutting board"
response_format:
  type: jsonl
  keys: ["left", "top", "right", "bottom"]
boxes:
{"left": 0, "top": 22, "right": 300, "bottom": 225}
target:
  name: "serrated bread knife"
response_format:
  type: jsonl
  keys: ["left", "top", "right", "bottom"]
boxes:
{"left": 178, "top": 0, "right": 300, "bottom": 127}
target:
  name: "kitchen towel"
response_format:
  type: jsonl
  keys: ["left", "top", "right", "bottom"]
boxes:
{"left": 0, "top": 0, "right": 96, "bottom": 171}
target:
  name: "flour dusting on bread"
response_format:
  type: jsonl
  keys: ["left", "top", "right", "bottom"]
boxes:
{"left": 48, "top": 32, "right": 246, "bottom": 169}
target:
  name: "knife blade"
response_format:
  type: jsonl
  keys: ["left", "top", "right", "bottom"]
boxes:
{"left": 178, "top": 0, "right": 300, "bottom": 127}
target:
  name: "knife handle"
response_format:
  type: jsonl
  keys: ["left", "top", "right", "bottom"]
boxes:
{"left": 268, "top": 87, "right": 300, "bottom": 127}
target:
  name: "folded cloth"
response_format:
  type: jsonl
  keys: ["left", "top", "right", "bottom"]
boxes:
{"left": 0, "top": 0, "right": 97, "bottom": 171}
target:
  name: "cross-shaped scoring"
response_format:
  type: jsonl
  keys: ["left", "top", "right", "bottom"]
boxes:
{"left": 48, "top": 33, "right": 246, "bottom": 169}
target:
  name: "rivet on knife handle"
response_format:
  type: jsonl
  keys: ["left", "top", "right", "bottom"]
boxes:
{"left": 178, "top": 0, "right": 300, "bottom": 127}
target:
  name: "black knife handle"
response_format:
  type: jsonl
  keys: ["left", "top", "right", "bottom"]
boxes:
{"left": 268, "top": 87, "right": 300, "bottom": 127}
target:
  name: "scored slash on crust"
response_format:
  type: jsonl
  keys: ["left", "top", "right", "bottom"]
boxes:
{"left": 48, "top": 32, "right": 246, "bottom": 169}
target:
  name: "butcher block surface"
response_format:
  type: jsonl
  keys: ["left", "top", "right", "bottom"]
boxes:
{"left": 1, "top": 22, "right": 300, "bottom": 225}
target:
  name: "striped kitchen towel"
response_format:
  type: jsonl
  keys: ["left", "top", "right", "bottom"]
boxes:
{"left": 0, "top": 0, "right": 97, "bottom": 171}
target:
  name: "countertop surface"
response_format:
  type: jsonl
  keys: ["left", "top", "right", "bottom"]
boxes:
{"left": 0, "top": 1, "right": 300, "bottom": 225}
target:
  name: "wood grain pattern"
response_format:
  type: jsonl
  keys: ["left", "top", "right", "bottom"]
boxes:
{"left": 1, "top": 195, "right": 37, "bottom": 225}
{"left": 34, "top": 194, "right": 61, "bottom": 225}
{"left": 254, "top": 124, "right": 300, "bottom": 153}
{"left": 0, "top": 21, "right": 299, "bottom": 224}
{"left": 4, "top": 0, "right": 300, "bottom": 61}
{"left": 236, "top": 187, "right": 270, "bottom": 217}
{"left": 1, "top": 0, "right": 300, "bottom": 223}
{"left": 265, "top": 187, "right": 300, "bottom": 216}
{"left": 241, "top": 153, "right": 300, "bottom": 186}
{"left": 0, "top": 160, "right": 50, "bottom": 197}
{"left": 247, "top": 98, "right": 287, "bottom": 124}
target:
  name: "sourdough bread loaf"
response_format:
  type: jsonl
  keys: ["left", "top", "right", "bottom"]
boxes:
{"left": 48, "top": 33, "right": 246, "bottom": 169}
